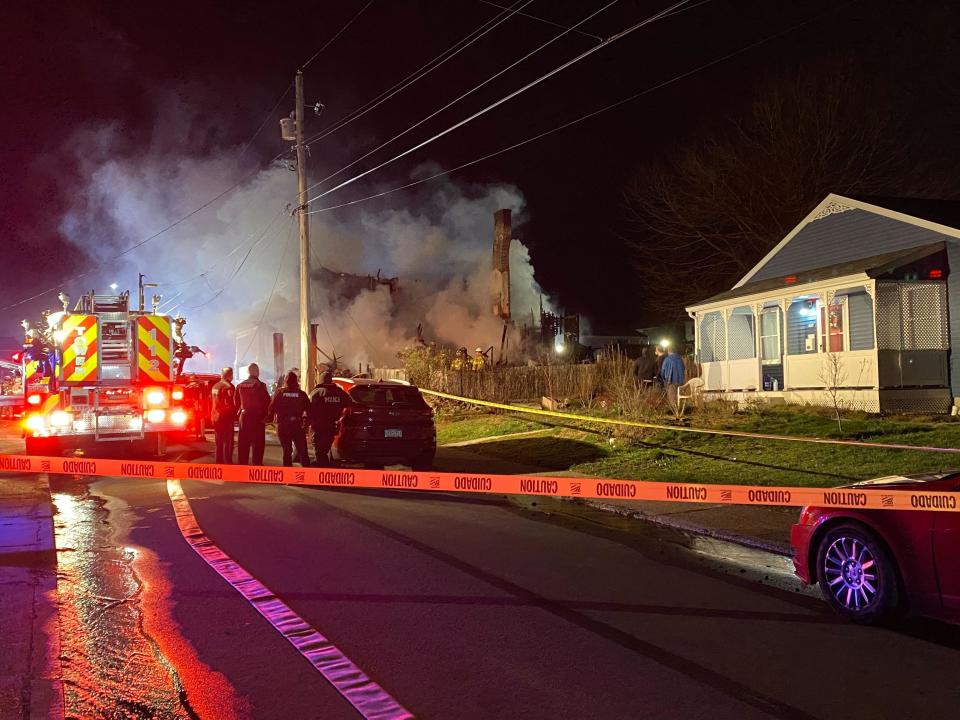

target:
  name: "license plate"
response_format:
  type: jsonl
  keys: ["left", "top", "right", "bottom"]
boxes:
{"left": 384, "top": 428, "right": 402, "bottom": 438}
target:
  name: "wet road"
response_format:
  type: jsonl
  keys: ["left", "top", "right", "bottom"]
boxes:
{"left": 11, "top": 431, "right": 960, "bottom": 719}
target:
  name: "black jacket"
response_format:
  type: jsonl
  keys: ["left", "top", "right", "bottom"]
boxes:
{"left": 269, "top": 387, "right": 310, "bottom": 426}
{"left": 210, "top": 380, "right": 236, "bottom": 424}
{"left": 309, "top": 383, "right": 351, "bottom": 428}
{"left": 237, "top": 377, "right": 271, "bottom": 420}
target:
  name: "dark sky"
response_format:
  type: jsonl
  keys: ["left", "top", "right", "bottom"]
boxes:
{"left": 2, "top": 0, "right": 955, "bottom": 336}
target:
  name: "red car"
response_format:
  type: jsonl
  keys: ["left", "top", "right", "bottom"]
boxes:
{"left": 791, "top": 472, "right": 960, "bottom": 624}
{"left": 331, "top": 378, "right": 436, "bottom": 469}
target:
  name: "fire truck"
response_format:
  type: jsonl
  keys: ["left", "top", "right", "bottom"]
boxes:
{"left": 20, "top": 289, "right": 205, "bottom": 455}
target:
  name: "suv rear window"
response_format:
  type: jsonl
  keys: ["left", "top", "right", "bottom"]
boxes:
{"left": 348, "top": 385, "right": 427, "bottom": 408}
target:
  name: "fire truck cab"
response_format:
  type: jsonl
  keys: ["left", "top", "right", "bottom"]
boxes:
{"left": 21, "top": 290, "right": 191, "bottom": 456}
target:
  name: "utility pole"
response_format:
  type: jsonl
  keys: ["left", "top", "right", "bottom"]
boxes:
{"left": 294, "top": 71, "right": 314, "bottom": 391}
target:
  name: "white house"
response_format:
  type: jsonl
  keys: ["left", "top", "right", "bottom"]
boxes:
{"left": 686, "top": 195, "right": 959, "bottom": 413}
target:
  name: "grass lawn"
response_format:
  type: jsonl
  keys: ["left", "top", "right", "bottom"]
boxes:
{"left": 437, "top": 407, "right": 960, "bottom": 487}
{"left": 435, "top": 413, "right": 546, "bottom": 445}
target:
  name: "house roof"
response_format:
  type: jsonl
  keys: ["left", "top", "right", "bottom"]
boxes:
{"left": 690, "top": 242, "right": 945, "bottom": 308}
{"left": 848, "top": 196, "right": 960, "bottom": 231}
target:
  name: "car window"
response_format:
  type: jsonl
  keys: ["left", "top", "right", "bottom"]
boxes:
{"left": 349, "top": 385, "right": 426, "bottom": 408}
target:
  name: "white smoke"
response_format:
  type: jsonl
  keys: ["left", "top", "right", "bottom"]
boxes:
{"left": 60, "top": 112, "right": 550, "bottom": 381}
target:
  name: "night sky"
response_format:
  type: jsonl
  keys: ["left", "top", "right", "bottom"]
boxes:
{"left": 3, "top": 0, "right": 956, "bottom": 338}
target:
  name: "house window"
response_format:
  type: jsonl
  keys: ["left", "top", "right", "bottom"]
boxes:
{"left": 699, "top": 311, "right": 726, "bottom": 363}
{"left": 728, "top": 308, "right": 756, "bottom": 360}
{"left": 760, "top": 308, "right": 782, "bottom": 363}
{"left": 820, "top": 298, "right": 846, "bottom": 353}
{"left": 786, "top": 299, "right": 819, "bottom": 355}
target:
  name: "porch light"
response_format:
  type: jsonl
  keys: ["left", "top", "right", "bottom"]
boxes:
{"left": 659, "top": 338, "right": 670, "bottom": 348}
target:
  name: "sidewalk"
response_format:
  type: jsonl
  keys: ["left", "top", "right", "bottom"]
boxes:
{"left": 577, "top": 497, "right": 797, "bottom": 556}
{"left": 0, "top": 472, "right": 64, "bottom": 719}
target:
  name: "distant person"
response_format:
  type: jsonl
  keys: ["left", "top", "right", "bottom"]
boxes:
{"left": 269, "top": 371, "right": 311, "bottom": 467}
{"left": 236, "top": 363, "right": 271, "bottom": 465}
{"left": 210, "top": 367, "right": 237, "bottom": 464}
{"left": 634, "top": 346, "right": 656, "bottom": 387}
{"left": 660, "top": 347, "right": 686, "bottom": 408}
{"left": 309, "top": 369, "right": 351, "bottom": 467}
{"left": 654, "top": 345, "right": 667, "bottom": 385}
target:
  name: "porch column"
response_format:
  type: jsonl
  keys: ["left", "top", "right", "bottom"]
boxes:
{"left": 723, "top": 307, "right": 732, "bottom": 391}
{"left": 779, "top": 298, "right": 790, "bottom": 390}
{"left": 754, "top": 303, "right": 763, "bottom": 392}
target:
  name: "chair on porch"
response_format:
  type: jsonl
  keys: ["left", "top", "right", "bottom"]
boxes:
{"left": 677, "top": 377, "right": 705, "bottom": 415}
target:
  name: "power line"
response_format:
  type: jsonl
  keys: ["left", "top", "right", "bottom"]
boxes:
{"left": 476, "top": 1, "right": 603, "bottom": 41}
{"left": 301, "top": 0, "right": 627, "bottom": 201}
{"left": 184, "top": 208, "right": 289, "bottom": 310}
{"left": 302, "top": 0, "right": 533, "bottom": 149}
{"left": 240, "top": 222, "right": 295, "bottom": 361}
{"left": 303, "top": 0, "right": 689, "bottom": 206}
{"left": 305, "top": 1, "right": 847, "bottom": 218}
{"left": 236, "top": 82, "right": 294, "bottom": 162}
{"left": 300, "top": 0, "right": 376, "bottom": 70}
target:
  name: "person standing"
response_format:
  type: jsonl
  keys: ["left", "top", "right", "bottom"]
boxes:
{"left": 236, "top": 363, "right": 271, "bottom": 465}
{"left": 308, "top": 369, "right": 351, "bottom": 467}
{"left": 210, "top": 367, "right": 237, "bottom": 464}
{"left": 660, "top": 347, "right": 686, "bottom": 409}
{"left": 633, "top": 346, "right": 656, "bottom": 388}
{"left": 268, "top": 371, "right": 311, "bottom": 467}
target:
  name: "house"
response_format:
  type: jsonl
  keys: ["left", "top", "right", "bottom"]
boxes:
{"left": 686, "top": 194, "right": 960, "bottom": 413}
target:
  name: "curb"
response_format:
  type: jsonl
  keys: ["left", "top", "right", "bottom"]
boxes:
{"left": 577, "top": 497, "right": 794, "bottom": 557}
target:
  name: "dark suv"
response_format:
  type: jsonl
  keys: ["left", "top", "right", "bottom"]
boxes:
{"left": 332, "top": 378, "right": 436, "bottom": 469}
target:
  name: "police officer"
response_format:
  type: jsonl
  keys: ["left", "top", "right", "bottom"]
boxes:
{"left": 236, "top": 363, "right": 271, "bottom": 465}
{"left": 210, "top": 367, "right": 237, "bottom": 464}
{"left": 309, "top": 369, "right": 351, "bottom": 467}
{"left": 268, "top": 371, "right": 310, "bottom": 467}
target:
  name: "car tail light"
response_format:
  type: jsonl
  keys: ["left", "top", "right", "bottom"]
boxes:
{"left": 145, "top": 389, "right": 167, "bottom": 407}
{"left": 146, "top": 409, "right": 165, "bottom": 423}
{"left": 27, "top": 394, "right": 42, "bottom": 406}
{"left": 798, "top": 506, "right": 814, "bottom": 525}
{"left": 171, "top": 410, "right": 187, "bottom": 426}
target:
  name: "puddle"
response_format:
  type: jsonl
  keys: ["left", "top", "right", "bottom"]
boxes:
{"left": 51, "top": 478, "right": 196, "bottom": 719}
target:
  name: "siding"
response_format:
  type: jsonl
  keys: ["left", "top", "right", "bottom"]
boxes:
{"left": 751, "top": 209, "right": 954, "bottom": 281}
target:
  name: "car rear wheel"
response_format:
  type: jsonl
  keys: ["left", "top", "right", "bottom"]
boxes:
{"left": 815, "top": 523, "right": 901, "bottom": 624}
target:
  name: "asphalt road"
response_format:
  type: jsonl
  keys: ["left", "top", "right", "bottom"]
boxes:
{"left": 9, "top": 430, "right": 960, "bottom": 719}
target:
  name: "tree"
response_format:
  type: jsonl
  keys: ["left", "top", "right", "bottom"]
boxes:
{"left": 623, "top": 62, "right": 949, "bottom": 319}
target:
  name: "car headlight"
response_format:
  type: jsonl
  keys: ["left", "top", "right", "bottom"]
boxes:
{"left": 49, "top": 410, "right": 72, "bottom": 427}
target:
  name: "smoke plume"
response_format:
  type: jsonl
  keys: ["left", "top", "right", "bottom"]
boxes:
{"left": 60, "top": 104, "right": 549, "bottom": 380}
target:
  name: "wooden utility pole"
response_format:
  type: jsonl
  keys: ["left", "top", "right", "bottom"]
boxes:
{"left": 294, "top": 71, "right": 314, "bottom": 391}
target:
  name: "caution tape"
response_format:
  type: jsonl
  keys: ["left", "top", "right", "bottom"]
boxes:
{"left": 1, "top": 453, "right": 958, "bottom": 513}
{"left": 419, "top": 388, "right": 960, "bottom": 455}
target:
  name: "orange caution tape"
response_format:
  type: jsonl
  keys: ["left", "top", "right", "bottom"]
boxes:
{"left": 0, "top": 453, "right": 958, "bottom": 513}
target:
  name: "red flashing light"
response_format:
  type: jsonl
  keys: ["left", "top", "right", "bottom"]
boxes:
{"left": 10, "top": 352, "right": 22, "bottom": 363}
{"left": 785, "top": 275, "right": 797, "bottom": 284}
{"left": 929, "top": 269, "right": 943, "bottom": 279}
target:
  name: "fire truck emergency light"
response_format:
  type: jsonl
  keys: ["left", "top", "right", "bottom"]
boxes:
{"left": 170, "top": 410, "right": 187, "bottom": 426}
{"left": 145, "top": 389, "right": 166, "bottom": 406}
{"left": 27, "top": 394, "right": 41, "bottom": 405}
{"left": 49, "top": 411, "right": 71, "bottom": 427}
{"left": 146, "top": 409, "right": 165, "bottom": 423}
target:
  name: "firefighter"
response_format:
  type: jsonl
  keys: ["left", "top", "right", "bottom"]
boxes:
{"left": 471, "top": 347, "right": 488, "bottom": 372}
{"left": 451, "top": 347, "right": 469, "bottom": 370}
{"left": 210, "top": 367, "right": 237, "bottom": 464}
{"left": 236, "top": 363, "right": 271, "bottom": 465}
{"left": 308, "top": 369, "right": 351, "bottom": 467}
{"left": 268, "top": 370, "right": 310, "bottom": 467}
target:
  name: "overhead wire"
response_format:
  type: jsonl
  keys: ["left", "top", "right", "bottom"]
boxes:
{"left": 301, "top": 0, "right": 630, "bottom": 200}
{"left": 184, "top": 208, "right": 290, "bottom": 310}
{"left": 302, "top": 0, "right": 691, "bottom": 206}
{"left": 300, "top": 0, "right": 377, "bottom": 70}
{"left": 476, "top": 0, "right": 603, "bottom": 41}
{"left": 304, "top": 0, "right": 848, "bottom": 217}
{"left": 240, "top": 221, "right": 296, "bottom": 361}
{"left": 301, "top": 0, "right": 534, "bottom": 148}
